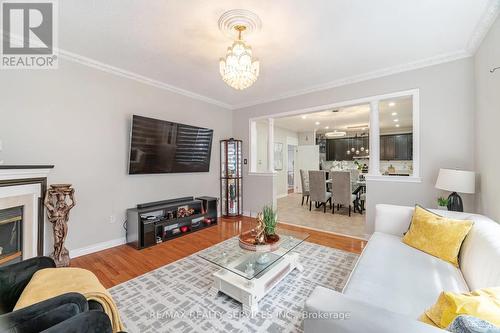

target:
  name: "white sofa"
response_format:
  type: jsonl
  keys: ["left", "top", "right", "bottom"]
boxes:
{"left": 304, "top": 204, "right": 500, "bottom": 333}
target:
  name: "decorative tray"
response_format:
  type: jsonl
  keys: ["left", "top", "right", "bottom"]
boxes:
{"left": 238, "top": 230, "right": 280, "bottom": 252}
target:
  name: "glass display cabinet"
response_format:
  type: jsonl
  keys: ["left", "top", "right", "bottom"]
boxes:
{"left": 220, "top": 138, "right": 242, "bottom": 217}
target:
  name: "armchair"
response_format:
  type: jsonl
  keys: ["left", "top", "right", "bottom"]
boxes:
{"left": 0, "top": 257, "right": 113, "bottom": 333}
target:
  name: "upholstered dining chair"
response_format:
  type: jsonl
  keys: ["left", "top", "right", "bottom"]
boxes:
{"left": 349, "top": 169, "right": 360, "bottom": 191}
{"left": 331, "top": 171, "right": 357, "bottom": 216}
{"left": 308, "top": 170, "right": 332, "bottom": 213}
{"left": 300, "top": 169, "right": 310, "bottom": 206}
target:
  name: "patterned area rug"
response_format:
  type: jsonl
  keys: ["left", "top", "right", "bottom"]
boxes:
{"left": 109, "top": 238, "right": 359, "bottom": 333}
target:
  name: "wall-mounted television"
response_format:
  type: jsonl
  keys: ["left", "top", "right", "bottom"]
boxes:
{"left": 128, "top": 115, "right": 213, "bottom": 174}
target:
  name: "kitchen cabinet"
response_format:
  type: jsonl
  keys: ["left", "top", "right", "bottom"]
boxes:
{"left": 380, "top": 133, "right": 412, "bottom": 160}
{"left": 326, "top": 133, "right": 412, "bottom": 161}
{"left": 326, "top": 136, "right": 369, "bottom": 161}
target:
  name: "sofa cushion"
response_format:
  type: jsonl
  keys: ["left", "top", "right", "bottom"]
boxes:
{"left": 343, "top": 232, "right": 469, "bottom": 319}
{"left": 402, "top": 206, "right": 473, "bottom": 266}
{"left": 423, "top": 287, "right": 500, "bottom": 328}
{"left": 457, "top": 214, "right": 500, "bottom": 290}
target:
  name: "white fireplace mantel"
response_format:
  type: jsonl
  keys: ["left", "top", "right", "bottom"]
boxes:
{"left": 0, "top": 165, "right": 54, "bottom": 261}
{"left": 0, "top": 165, "right": 54, "bottom": 181}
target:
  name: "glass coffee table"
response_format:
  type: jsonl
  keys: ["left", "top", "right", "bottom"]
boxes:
{"left": 198, "top": 229, "right": 309, "bottom": 313}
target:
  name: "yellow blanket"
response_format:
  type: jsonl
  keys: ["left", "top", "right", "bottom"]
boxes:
{"left": 14, "top": 268, "right": 124, "bottom": 333}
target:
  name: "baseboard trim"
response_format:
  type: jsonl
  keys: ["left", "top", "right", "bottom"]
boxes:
{"left": 276, "top": 193, "right": 289, "bottom": 199}
{"left": 70, "top": 237, "right": 126, "bottom": 258}
{"left": 277, "top": 220, "right": 370, "bottom": 241}
{"left": 242, "top": 210, "right": 257, "bottom": 218}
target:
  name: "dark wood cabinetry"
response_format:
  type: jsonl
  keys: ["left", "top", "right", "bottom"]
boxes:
{"left": 325, "top": 133, "right": 412, "bottom": 161}
{"left": 326, "top": 136, "right": 369, "bottom": 161}
{"left": 380, "top": 133, "right": 412, "bottom": 160}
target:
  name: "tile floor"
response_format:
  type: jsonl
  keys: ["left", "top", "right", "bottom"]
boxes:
{"left": 277, "top": 193, "right": 368, "bottom": 239}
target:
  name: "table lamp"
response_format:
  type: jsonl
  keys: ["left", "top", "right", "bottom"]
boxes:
{"left": 435, "top": 168, "right": 475, "bottom": 212}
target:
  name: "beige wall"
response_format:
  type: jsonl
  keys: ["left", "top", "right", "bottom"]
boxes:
{"left": 0, "top": 59, "right": 233, "bottom": 254}
{"left": 233, "top": 58, "right": 476, "bottom": 233}
{"left": 475, "top": 16, "right": 500, "bottom": 222}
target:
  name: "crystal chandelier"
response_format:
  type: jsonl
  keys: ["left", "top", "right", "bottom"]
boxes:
{"left": 219, "top": 25, "right": 260, "bottom": 90}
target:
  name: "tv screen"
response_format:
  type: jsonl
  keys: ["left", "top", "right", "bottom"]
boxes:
{"left": 128, "top": 115, "right": 213, "bottom": 174}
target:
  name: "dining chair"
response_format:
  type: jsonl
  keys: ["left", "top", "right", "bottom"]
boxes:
{"left": 331, "top": 171, "right": 357, "bottom": 216}
{"left": 300, "top": 169, "right": 310, "bottom": 206}
{"left": 350, "top": 169, "right": 360, "bottom": 191}
{"left": 308, "top": 170, "right": 332, "bottom": 213}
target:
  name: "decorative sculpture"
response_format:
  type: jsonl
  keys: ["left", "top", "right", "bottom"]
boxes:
{"left": 254, "top": 212, "right": 266, "bottom": 245}
{"left": 44, "top": 184, "right": 76, "bottom": 267}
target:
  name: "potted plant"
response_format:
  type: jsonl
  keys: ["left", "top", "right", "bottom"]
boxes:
{"left": 262, "top": 205, "right": 278, "bottom": 241}
{"left": 437, "top": 197, "right": 448, "bottom": 210}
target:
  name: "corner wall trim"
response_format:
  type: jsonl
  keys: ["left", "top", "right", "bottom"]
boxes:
{"left": 70, "top": 237, "right": 126, "bottom": 258}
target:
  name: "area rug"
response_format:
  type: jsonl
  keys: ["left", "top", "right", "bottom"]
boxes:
{"left": 109, "top": 237, "right": 359, "bottom": 333}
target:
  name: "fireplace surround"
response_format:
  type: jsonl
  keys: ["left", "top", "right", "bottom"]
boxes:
{"left": 0, "top": 166, "right": 54, "bottom": 266}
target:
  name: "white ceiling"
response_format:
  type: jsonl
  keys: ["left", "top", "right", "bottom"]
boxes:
{"left": 274, "top": 95, "right": 413, "bottom": 135}
{"left": 59, "top": 0, "right": 498, "bottom": 109}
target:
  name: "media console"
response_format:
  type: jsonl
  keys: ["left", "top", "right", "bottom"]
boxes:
{"left": 126, "top": 196, "right": 218, "bottom": 249}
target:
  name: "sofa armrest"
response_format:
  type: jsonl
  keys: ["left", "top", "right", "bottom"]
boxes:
{"left": 374, "top": 204, "right": 414, "bottom": 236}
{"left": 304, "top": 286, "right": 444, "bottom": 333}
{"left": 0, "top": 293, "right": 88, "bottom": 333}
{"left": 0, "top": 256, "right": 56, "bottom": 313}
{"left": 41, "top": 311, "right": 113, "bottom": 333}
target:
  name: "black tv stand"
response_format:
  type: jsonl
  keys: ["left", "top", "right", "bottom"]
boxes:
{"left": 136, "top": 197, "right": 194, "bottom": 210}
{"left": 126, "top": 196, "right": 218, "bottom": 249}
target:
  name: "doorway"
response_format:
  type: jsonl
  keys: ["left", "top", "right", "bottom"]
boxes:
{"left": 287, "top": 145, "right": 296, "bottom": 193}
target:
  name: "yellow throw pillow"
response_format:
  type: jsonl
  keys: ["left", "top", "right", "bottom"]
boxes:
{"left": 402, "top": 206, "right": 473, "bottom": 266}
{"left": 421, "top": 287, "right": 500, "bottom": 328}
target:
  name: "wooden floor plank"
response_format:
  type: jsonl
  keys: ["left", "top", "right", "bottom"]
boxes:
{"left": 71, "top": 216, "right": 366, "bottom": 288}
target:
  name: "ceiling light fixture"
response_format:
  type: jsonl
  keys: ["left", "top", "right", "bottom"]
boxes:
{"left": 346, "top": 124, "right": 369, "bottom": 130}
{"left": 389, "top": 102, "right": 396, "bottom": 107}
{"left": 393, "top": 119, "right": 399, "bottom": 122}
{"left": 301, "top": 115, "right": 307, "bottom": 119}
{"left": 391, "top": 112, "right": 398, "bottom": 116}
{"left": 315, "top": 121, "right": 320, "bottom": 126}
{"left": 325, "top": 130, "right": 346, "bottom": 138}
{"left": 325, "top": 126, "right": 329, "bottom": 129}
{"left": 396, "top": 124, "right": 400, "bottom": 128}
{"left": 218, "top": 10, "right": 261, "bottom": 90}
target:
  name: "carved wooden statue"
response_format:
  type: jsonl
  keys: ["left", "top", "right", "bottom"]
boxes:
{"left": 254, "top": 212, "right": 266, "bottom": 245}
{"left": 44, "top": 184, "right": 76, "bottom": 267}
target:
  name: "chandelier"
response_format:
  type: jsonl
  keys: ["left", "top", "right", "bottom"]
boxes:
{"left": 219, "top": 25, "right": 260, "bottom": 90}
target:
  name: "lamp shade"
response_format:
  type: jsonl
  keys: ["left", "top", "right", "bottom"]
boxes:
{"left": 435, "top": 168, "right": 475, "bottom": 194}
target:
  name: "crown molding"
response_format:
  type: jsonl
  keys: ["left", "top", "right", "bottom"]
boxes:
{"left": 232, "top": 50, "right": 472, "bottom": 110}
{"left": 58, "top": 50, "right": 234, "bottom": 110}
{"left": 466, "top": 0, "right": 500, "bottom": 53}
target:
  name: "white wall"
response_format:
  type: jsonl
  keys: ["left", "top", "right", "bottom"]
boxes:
{"left": 255, "top": 120, "right": 269, "bottom": 172}
{"left": 233, "top": 58, "right": 476, "bottom": 232}
{"left": 273, "top": 126, "right": 298, "bottom": 198}
{"left": 0, "top": 59, "right": 233, "bottom": 255}
{"left": 296, "top": 145, "right": 320, "bottom": 193}
{"left": 474, "top": 16, "right": 500, "bottom": 222}
{"left": 298, "top": 131, "right": 316, "bottom": 145}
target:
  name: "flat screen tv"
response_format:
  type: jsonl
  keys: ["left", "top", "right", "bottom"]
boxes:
{"left": 128, "top": 115, "right": 213, "bottom": 174}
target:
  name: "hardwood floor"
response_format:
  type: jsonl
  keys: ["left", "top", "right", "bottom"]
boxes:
{"left": 71, "top": 216, "right": 366, "bottom": 288}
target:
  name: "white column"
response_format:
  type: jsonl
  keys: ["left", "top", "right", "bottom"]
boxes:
{"left": 267, "top": 118, "right": 274, "bottom": 172}
{"left": 250, "top": 121, "right": 257, "bottom": 172}
{"left": 369, "top": 100, "right": 380, "bottom": 176}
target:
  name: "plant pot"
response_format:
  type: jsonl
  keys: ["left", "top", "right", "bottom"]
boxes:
{"left": 265, "top": 233, "right": 279, "bottom": 242}
{"left": 437, "top": 205, "right": 447, "bottom": 210}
